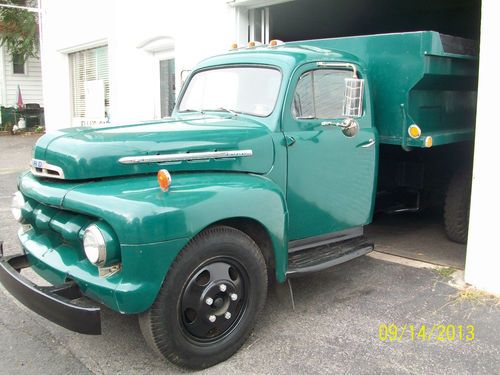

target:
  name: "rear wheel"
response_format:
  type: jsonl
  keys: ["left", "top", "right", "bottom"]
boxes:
{"left": 444, "top": 167, "right": 472, "bottom": 244}
{"left": 139, "top": 226, "right": 267, "bottom": 369}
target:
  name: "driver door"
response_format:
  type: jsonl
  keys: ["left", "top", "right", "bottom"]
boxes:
{"left": 284, "top": 62, "right": 378, "bottom": 241}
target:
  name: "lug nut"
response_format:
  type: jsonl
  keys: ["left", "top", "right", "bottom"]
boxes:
{"left": 205, "top": 297, "right": 213, "bottom": 306}
{"left": 224, "top": 312, "right": 232, "bottom": 320}
{"left": 230, "top": 293, "right": 238, "bottom": 301}
{"left": 219, "top": 284, "right": 227, "bottom": 292}
{"left": 209, "top": 315, "right": 216, "bottom": 323}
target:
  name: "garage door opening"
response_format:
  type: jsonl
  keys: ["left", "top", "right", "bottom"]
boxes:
{"left": 268, "top": 0, "right": 480, "bottom": 42}
{"left": 259, "top": 0, "right": 481, "bottom": 269}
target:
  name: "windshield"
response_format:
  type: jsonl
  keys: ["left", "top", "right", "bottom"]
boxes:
{"left": 178, "top": 66, "right": 282, "bottom": 117}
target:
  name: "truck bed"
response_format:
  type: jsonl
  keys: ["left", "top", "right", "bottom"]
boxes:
{"left": 288, "top": 31, "right": 478, "bottom": 148}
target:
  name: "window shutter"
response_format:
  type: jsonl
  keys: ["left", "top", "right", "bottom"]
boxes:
{"left": 96, "top": 47, "right": 109, "bottom": 111}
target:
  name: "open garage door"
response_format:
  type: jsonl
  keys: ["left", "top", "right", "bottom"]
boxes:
{"left": 268, "top": 0, "right": 480, "bottom": 42}
{"left": 250, "top": 0, "right": 481, "bottom": 270}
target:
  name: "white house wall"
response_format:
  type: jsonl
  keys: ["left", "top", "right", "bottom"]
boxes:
{"left": 1, "top": 46, "right": 43, "bottom": 107}
{"left": 41, "top": 0, "right": 236, "bottom": 129}
{"left": 40, "top": 0, "right": 113, "bottom": 129}
{"left": 464, "top": 0, "right": 500, "bottom": 295}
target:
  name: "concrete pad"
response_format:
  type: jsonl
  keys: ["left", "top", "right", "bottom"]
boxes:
{"left": 366, "top": 212, "right": 467, "bottom": 269}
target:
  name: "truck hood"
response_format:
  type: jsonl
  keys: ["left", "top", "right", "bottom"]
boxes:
{"left": 32, "top": 116, "right": 275, "bottom": 180}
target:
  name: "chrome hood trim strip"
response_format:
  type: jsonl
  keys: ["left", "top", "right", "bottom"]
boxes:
{"left": 118, "top": 149, "right": 253, "bottom": 164}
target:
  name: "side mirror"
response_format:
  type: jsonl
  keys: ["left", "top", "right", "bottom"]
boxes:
{"left": 343, "top": 78, "right": 364, "bottom": 118}
{"left": 340, "top": 118, "right": 359, "bottom": 137}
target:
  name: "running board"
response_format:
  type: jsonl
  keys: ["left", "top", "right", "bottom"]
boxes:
{"left": 286, "top": 236, "right": 374, "bottom": 277}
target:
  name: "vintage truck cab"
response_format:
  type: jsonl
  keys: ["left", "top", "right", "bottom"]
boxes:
{"left": 0, "top": 31, "right": 477, "bottom": 369}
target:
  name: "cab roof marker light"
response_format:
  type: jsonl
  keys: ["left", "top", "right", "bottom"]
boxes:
{"left": 247, "top": 41, "right": 262, "bottom": 48}
{"left": 424, "top": 136, "right": 433, "bottom": 148}
{"left": 229, "top": 42, "right": 238, "bottom": 50}
{"left": 269, "top": 39, "right": 284, "bottom": 47}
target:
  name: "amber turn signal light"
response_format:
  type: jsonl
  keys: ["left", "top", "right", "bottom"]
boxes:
{"left": 157, "top": 169, "right": 172, "bottom": 192}
{"left": 408, "top": 124, "right": 421, "bottom": 139}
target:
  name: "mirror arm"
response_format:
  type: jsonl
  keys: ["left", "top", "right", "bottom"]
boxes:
{"left": 321, "top": 118, "right": 359, "bottom": 137}
{"left": 321, "top": 120, "right": 349, "bottom": 128}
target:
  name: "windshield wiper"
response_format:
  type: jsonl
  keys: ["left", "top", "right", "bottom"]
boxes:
{"left": 180, "top": 109, "right": 205, "bottom": 114}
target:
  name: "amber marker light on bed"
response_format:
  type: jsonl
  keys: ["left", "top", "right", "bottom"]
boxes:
{"left": 408, "top": 124, "right": 422, "bottom": 139}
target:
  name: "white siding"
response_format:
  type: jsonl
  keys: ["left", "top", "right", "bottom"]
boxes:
{"left": 40, "top": 0, "right": 236, "bottom": 128}
{"left": 465, "top": 0, "right": 500, "bottom": 295}
{"left": 2, "top": 46, "right": 44, "bottom": 107}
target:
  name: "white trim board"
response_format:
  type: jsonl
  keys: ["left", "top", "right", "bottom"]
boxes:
{"left": 58, "top": 38, "right": 108, "bottom": 54}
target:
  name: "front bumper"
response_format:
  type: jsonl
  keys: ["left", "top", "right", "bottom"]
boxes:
{"left": 0, "top": 242, "right": 101, "bottom": 335}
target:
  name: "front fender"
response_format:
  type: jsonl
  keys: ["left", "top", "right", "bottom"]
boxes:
{"left": 62, "top": 172, "right": 289, "bottom": 282}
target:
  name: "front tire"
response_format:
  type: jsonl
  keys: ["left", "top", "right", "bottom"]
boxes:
{"left": 139, "top": 226, "right": 268, "bottom": 369}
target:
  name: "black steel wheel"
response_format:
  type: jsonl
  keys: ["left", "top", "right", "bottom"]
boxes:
{"left": 180, "top": 257, "right": 249, "bottom": 342}
{"left": 139, "top": 226, "right": 267, "bottom": 369}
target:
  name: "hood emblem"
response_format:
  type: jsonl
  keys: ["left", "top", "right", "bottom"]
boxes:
{"left": 118, "top": 149, "right": 253, "bottom": 165}
{"left": 31, "top": 159, "right": 65, "bottom": 179}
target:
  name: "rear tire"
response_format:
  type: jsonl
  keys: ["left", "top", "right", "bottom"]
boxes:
{"left": 444, "top": 167, "right": 472, "bottom": 244}
{"left": 139, "top": 226, "right": 267, "bottom": 369}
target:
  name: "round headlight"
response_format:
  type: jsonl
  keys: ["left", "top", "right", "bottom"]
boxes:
{"left": 11, "top": 192, "right": 25, "bottom": 222}
{"left": 83, "top": 224, "right": 106, "bottom": 265}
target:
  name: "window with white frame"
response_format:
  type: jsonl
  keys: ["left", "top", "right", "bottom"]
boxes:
{"left": 69, "top": 46, "right": 109, "bottom": 119}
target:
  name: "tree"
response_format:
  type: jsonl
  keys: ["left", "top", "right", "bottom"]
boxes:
{"left": 0, "top": 1, "right": 39, "bottom": 61}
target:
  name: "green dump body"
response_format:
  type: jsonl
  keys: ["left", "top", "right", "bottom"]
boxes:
{"left": 288, "top": 31, "right": 478, "bottom": 148}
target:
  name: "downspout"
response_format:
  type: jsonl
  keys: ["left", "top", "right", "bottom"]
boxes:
{"left": 38, "top": 0, "right": 44, "bottom": 108}
{"left": 0, "top": 47, "right": 7, "bottom": 109}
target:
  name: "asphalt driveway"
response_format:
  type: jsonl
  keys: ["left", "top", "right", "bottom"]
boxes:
{"left": 0, "top": 134, "right": 498, "bottom": 374}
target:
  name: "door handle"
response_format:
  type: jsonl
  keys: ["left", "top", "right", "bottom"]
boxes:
{"left": 285, "top": 135, "right": 296, "bottom": 147}
{"left": 360, "top": 139, "right": 375, "bottom": 148}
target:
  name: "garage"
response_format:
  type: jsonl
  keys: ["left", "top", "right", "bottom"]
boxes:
{"left": 239, "top": 0, "right": 482, "bottom": 270}
{"left": 269, "top": 0, "right": 480, "bottom": 41}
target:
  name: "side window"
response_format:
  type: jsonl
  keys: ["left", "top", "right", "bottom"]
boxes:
{"left": 293, "top": 69, "right": 352, "bottom": 119}
{"left": 12, "top": 54, "right": 26, "bottom": 75}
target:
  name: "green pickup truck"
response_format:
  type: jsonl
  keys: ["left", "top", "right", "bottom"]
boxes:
{"left": 0, "top": 31, "right": 477, "bottom": 369}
